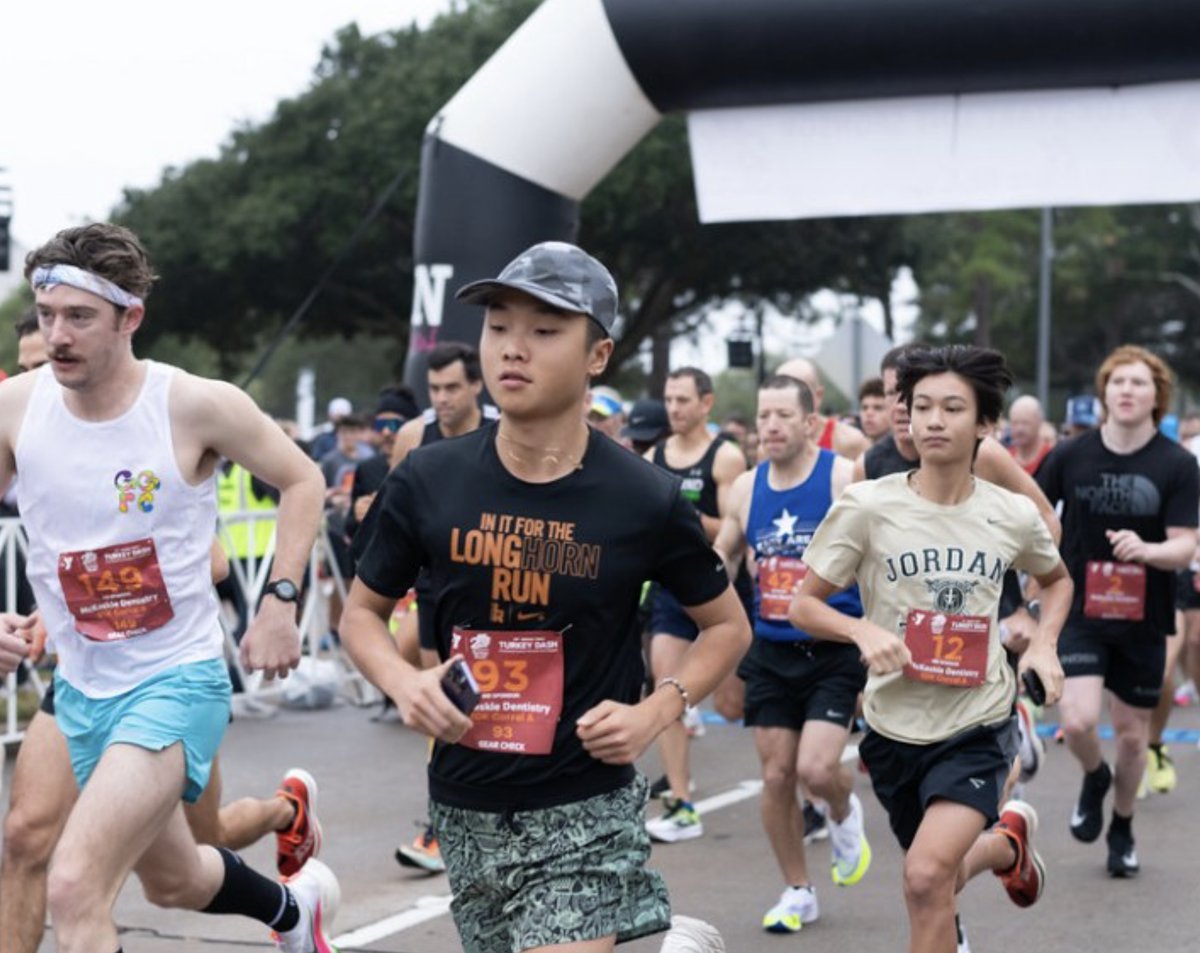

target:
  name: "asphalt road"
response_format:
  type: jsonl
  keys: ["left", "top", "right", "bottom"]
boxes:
{"left": 4, "top": 694, "right": 1199, "bottom": 952}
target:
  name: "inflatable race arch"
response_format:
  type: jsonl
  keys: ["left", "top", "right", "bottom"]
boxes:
{"left": 405, "top": 0, "right": 1200, "bottom": 385}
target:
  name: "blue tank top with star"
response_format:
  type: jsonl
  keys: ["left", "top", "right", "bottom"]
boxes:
{"left": 746, "top": 451, "right": 862, "bottom": 641}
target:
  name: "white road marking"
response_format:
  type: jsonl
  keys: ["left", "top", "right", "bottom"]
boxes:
{"left": 332, "top": 893, "right": 453, "bottom": 947}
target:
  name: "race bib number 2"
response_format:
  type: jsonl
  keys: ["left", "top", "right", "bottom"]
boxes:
{"left": 452, "top": 627, "right": 564, "bottom": 755}
{"left": 902, "top": 609, "right": 989, "bottom": 688}
{"left": 57, "top": 538, "right": 174, "bottom": 642}
{"left": 1084, "top": 561, "right": 1145, "bottom": 621}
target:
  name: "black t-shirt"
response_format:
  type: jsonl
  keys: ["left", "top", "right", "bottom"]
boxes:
{"left": 864, "top": 433, "right": 916, "bottom": 479}
{"left": 1037, "top": 430, "right": 1200, "bottom": 638}
{"left": 355, "top": 424, "right": 730, "bottom": 810}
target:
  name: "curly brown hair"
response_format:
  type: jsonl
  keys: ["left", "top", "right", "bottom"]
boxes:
{"left": 24, "top": 223, "right": 158, "bottom": 302}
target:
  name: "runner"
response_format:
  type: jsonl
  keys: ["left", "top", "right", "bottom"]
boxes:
{"left": 1007, "top": 396, "right": 1053, "bottom": 477}
{"left": 644, "top": 366, "right": 746, "bottom": 842}
{"left": 342, "top": 240, "right": 749, "bottom": 953}
{"left": 383, "top": 341, "right": 499, "bottom": 872}
{"left": 775, "top": 357, "right": 870, "bottom": 459}
{"left": 858, "top": 376, "right": 889, "bottom": 445}
{"left": 859, "top": 345, "right": 1059, "bottom": 802}
{"left": 0, "top": 542, "right": 324, "bottom": 953}
{"left": 0, "top": 223, "right": 335, "bottom": 953}
{"left": 792, "top": 344, "right": 1072, "bottom": 953}
{"left": 1036, "top": 345, "right": 1199, "bottom": 877}
{"left": 713, "top": 374, "right": 870, "bottom": 934}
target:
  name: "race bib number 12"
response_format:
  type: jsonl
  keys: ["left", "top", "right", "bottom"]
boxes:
{"left": 902, "top": 609, "right": 989, "bottom": 688}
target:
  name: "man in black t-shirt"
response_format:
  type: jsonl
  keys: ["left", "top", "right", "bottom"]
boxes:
{"left": 1037, "top": 345, "right": 1199, "bottom": 879}
{"left": 342, "top": 242, "right": 749, "bottom": 953}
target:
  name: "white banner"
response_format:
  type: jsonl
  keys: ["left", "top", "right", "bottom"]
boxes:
{"left": 689, "top": 80, "right": 1200, "bottom": 222}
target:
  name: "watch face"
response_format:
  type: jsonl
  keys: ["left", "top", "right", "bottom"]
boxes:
{"left": 270, "top": 580, "right": 299, "bottom": 601}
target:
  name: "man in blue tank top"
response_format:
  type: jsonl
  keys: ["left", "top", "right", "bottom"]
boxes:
{"left": 714, "top": 374, "right": 871, "bottom": 935}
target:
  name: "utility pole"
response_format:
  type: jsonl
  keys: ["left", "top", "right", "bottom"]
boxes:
{"left": 1036, "top": 207, "right": 1053, "bottom": 407}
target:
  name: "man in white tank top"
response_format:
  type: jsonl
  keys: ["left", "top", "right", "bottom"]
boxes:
{"left": 0, "top": 224, "right": 332, "bottom": 953}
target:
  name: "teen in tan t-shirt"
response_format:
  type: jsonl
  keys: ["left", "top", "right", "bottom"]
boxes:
{"left": 791, "top": 345, "right": 1072, "bottom": 953}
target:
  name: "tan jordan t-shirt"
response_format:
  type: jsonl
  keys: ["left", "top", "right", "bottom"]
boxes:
{"left": 804, "top": 472, "right": 1060, "bottom": 745}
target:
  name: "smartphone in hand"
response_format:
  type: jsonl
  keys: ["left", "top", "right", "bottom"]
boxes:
{"left": 1021, "top": 669, "right": 1046, "bottom": 707}
{"left": 441, "top": 658, "right": 481, "bottom": 715}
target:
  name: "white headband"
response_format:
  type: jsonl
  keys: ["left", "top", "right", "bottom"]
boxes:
{"left": 30, "top": 263, "right": 144, "bottom": 310}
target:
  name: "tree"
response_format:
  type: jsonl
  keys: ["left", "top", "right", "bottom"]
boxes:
{"left": 906, "top": 204, "right": 1200, "bottom": 396}
{"left": 113, "top": 0, "right": 909, "bottom": 397}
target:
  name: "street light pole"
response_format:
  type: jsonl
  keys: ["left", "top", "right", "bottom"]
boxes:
{"left": 1036, "top": 207, "right": 1053, "bottom": 407}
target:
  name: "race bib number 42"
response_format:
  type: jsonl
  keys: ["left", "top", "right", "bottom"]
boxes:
{"left": 451, "top": 627, "right": 564, "bottom": 756}
{"left": 57, "top": 538, "right": 174, "bottom": 642}
{"left": 1084, "top": 561, "right": 1146, "bottom": 621}
{"left": 902, "top": 609, "right": 989, "bottom": 688}
{"left": 757, "top": 555, "right": 806, "bottom": 622}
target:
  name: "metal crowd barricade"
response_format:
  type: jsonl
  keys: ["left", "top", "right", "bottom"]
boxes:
{"left": 0, "top": 511, "right": 378, "bottom": 750}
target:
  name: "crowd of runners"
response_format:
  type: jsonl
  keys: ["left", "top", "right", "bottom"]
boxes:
{"left": 0, "top": 223, "right": 1197, "bottom": 953}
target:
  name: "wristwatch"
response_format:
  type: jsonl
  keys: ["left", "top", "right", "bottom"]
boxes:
{"left": 264, "top": 578, "right": 300, "bottom": 604}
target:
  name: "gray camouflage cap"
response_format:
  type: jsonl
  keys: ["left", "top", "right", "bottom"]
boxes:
{"left": 455, "top": 241, "right": 618, "bottom": 337}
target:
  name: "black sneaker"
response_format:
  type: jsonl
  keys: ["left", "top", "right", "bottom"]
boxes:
{"left": 1069, "top": 762, "right": 1112, "bottom": 843}
{"left": 802, "top": 801, "right": 829, "bottom": 843}
{"left": 1106, "top": 822, "right": 1139, "bottom": 878}
{"left": 649, "top": 774, "right": 671, "bottom": 799}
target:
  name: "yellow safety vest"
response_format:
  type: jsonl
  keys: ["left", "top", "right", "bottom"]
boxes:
{"left": 216, "top": 465, "right": 277, "bottom": 559}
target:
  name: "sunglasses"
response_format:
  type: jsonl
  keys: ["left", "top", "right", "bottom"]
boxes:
{"left": 372, "top": 417, "right": 403, "bottom": 433}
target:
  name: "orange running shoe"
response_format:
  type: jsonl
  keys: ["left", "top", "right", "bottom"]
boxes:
{"left": 276, "top": 768, "right": 323, "bottom": 878}
{"left": 994, "top": 800, "right": 1045, "bottom": 908}
{"left": 395, "top": 823, "right": 446, "bottom": 873}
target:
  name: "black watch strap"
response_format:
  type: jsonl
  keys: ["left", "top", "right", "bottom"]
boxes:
{"left": 264, "top": 579, "right": 300, "bottom": 603}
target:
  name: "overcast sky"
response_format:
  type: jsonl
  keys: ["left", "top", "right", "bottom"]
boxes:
{"left": 2, "top": 1, "right": 449, "bottom": 249}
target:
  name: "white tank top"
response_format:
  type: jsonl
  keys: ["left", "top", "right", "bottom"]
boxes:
{"left": 16, "top": 361, "right": 223, "bottom": 698}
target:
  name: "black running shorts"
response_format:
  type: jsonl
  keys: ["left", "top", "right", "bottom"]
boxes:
{"left": 860, "top": 718, "right": 1017, "bottom": 851}
{"left": 737, "top": 638, "right": 865, "bottom": 731}
{"left": 1058, "top": 626, "right": 1166, "bottom": 709}
{"left": 1175, "top": 569, "right": 1200, "bottom": 612}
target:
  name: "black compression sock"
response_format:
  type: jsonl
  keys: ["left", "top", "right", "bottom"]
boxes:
{"left": 1110, "top": 811, "right": 1133, "bottom": 836}
{"left": 201, "top": 847, "right": 299, "bottom": 932}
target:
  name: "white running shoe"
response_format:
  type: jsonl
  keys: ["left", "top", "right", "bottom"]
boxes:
{"left": 1015, "top": 698, "right": 1044, "bottom": 783}
{"left": 762, "top": 885, "right": 819, "bottom": 933}
{"left": 659, "top": 915, "right": 726, "bottom": 952}
{"left": 829, "top": 792, "right": 872, "bottom": 886}
{"left": 682, "top": 705, "right": 706, "bottom": 738}
{"left": 273, "top": 859, "right": 339, "bottom": 953}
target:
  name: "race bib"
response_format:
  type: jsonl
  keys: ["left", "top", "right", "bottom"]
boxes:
{"left": 757, "top": 555, "right": 807, "bottom": 622}
{"left": 57, "top": 539, "right": 174, "bottom": 642}
{"left": 902, "top": 609, "right": 989, "bottom": 688}
{"left": 1084, "top": 561, "right": 1146, "bottom": 621}
{"left": 452, "top": 627, "right": 564, "bottom": 756}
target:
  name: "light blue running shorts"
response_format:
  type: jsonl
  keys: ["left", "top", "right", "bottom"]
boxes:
{"left": 54, "top": 658, "right": 231, "bottom": 803}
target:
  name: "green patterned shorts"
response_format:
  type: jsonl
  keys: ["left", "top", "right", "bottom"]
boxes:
{"left": 431, "top": 775, "right": 671, "bottom": 953}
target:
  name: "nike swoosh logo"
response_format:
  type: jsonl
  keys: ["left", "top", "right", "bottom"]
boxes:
{"left": 986, "top": 517, "right": 1002, "bottom": 524}
{"left": 1071, "top": 807, "right": 1087, "bottom": 827}
{"left": 516, "top": 611, "right": 545, "bottom": 621}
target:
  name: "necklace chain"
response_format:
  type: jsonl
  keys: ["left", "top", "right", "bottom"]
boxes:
{"left": 496, "top": 429, "right": 586, "bottom": 472}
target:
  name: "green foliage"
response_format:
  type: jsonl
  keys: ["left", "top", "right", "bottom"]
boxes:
{"left": 0, "top": 287, "right": 33, "bottom": 373}
{"left": 110, "top": 0, "right": 906, "bottom": 395}
{"left": 907, "top": 205, "right": 1200, "bottom": 394}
